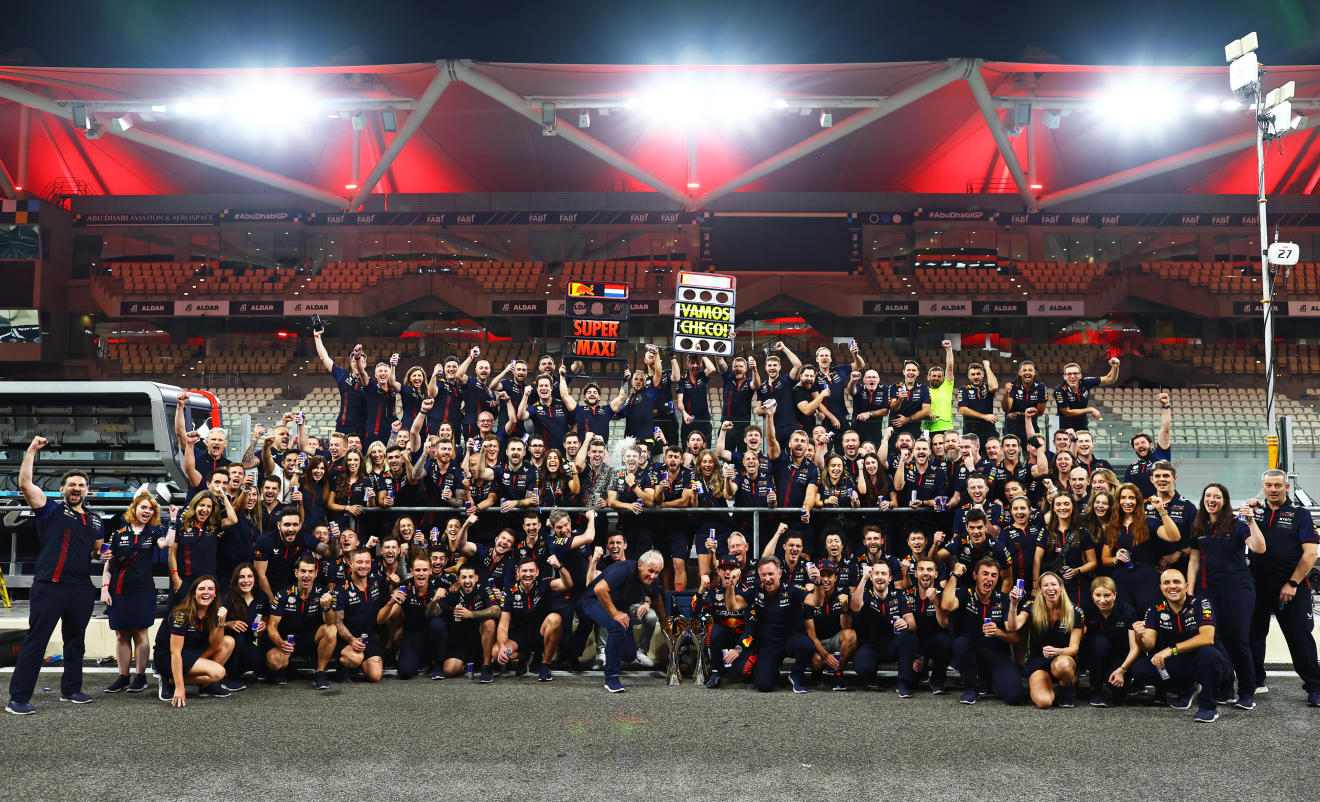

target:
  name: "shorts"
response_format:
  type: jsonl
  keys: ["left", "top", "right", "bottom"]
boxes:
{"left": 668, "top": 528, "right": 694, "bottom": 559}
{"left": 108, "top": 590, "right": 156, "bottom": 631}
{"left": 819, "top": 632, "right": 844, "bottom": 654}
{"left": 444, "top": 621, "right": 485, "bottom": 664}
{"left": 1022, "top": 654, "right": 1060, "bottom": 677}
{"left": 283, "top": 631, "right": 320, "bottom": 661}
{"left": 338, "top": 634, "right": 382, "bottom": 661}
{"left": 154, "top": 645, "right": 205, "bottom": 676}
{"left": 508, "top": 627, "right": 545, "bottom": 654}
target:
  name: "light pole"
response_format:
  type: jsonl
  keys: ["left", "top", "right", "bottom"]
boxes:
{"left": 1227, "top": 32, "right": 1304, "bottom": 469}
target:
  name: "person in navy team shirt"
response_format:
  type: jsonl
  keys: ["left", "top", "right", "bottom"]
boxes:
{"left": 1130, "top": 569, "right": 1232, "bottom": 723}
{"left": 333, "top": 548, "right": 390, "bottom": 683}
{"left": 958, "top": 359, "right": 1000, "bottom": 446}
{"left": 674, "top": 354, "right": 718, "bottom": 447}
{"left": 158, "top": 576, "right": 235, "bottom": 708}
{"left": 715, "top": 354, "right": 759, "bottom": 457}
{"left": 756, "top": 343, "right": 803, "bottom": 442}
{"left": 7, "top": 436, "right": 105, "bottom": 715}
{"left": 1000, "top": 360, "right": 1047, "bottom": 444}
{"left": 313, "top": 329, "right": 367, "bottom": 439}
{"left": 1187, "top": 483, "right": 1266, "bottom": 709}
{"left": 100, "top": 494, "right": 170, "bottom": 694}
{"left": 579, "top": 550, "right": 666, "bottom": 693}
{"left": 1053, "top": 358, "right": 1121, "bottom": 431}
{"left": 1123, "top": 392, "right": 1173, "bottom": 497}
{"left": 887, "top": 359, "right": 931, "bottom": 448}
{"left": 727, "top": 555, "right": 820, "bottom": 693}
{"left": 1246, "top": 469, "right": 1320, "bottom": 706}
{"left": 942, "top": 556, "right": 1024, "bottom": 706}
{"left": 517, "top": 372, "right": 571, "bottom": 452}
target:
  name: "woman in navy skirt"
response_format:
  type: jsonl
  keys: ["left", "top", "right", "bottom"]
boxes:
{"left": 155, "top": 575, "right": 234, "bottom": 707}
{"left": 100, "top": 493, "right": 171, "bottom": 694}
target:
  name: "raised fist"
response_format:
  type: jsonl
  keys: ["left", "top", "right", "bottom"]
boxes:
{"left": 941, "top": 339, "right": 952, "bottom": 349}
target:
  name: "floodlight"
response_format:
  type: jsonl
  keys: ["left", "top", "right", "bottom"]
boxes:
{"left": 1224, "top": 31, "right": 1258, "bottom": 63}
{"left": 1228, "top": 53, "right": 1259, "bottom": 93}
{"left": 1014, "top": 103, "right": 1032, "bottom": 128}
{"left": 1195, "top": 98, "right": 1219, "bottom": 113}
{"left": 381, "top": 110, "right": 398, "bottom": 132}
{"left": 1221, "top": 99, "right": 1243, "bottom": 111}
{"left": 1264, "top": 80, "right": 1295, "bottom": 110}
{"left": 1042, "top": 110, "right": 1063, "bottom": 129}
{"left": 772, "top": 98, "right": 790, "bottom": 110}
{"left": 112, "top": 115, "right": 133, "bottom": 132}
{"left": 351, "top": 113, "right": 365, "bottom": 131}
{"left": 578, "top": 110, "right": 590, "bottom": 128}
{"left": 71, "top": 104, "right": 89, "bottom": 130}
{"left": 820, "top": 110, "right": 833, "bottom": 128}
{"left": 542, "top": 101, "right": 557, "bottom": 136}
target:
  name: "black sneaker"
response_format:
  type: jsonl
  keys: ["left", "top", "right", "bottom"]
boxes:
{"left": 198, "top": 683, "right": 231, "bottom": 698}
{"left": 314, "top": 672, "right": 329, "bottom": 690}
{"left": 705, "top": 671, "right": 721, "bottom": 689}
{"left": 478, "top": 665, "right": 494, "bottom": 684}
{"left": 104, "top": 675, "right": 131, "bottom": 694}
{"left": 430, "top": 667, "right": 445, "bottom": 680}
{"left": 158, "top": 679, "right": 174, "bottom": 702}
{"left": 126, "top": 674, "right": 149, "bottom": 693}
{"left": 335, "top": 667, "right": 352, "bottom": 684}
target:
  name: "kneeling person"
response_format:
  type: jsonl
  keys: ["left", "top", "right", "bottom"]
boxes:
{"left": 334, "top": 548, "right": 390, "bottom": 683}
{"left": 495, "top": 555, "right": 573, "bottom": 682}
{"left": 266, "top": 554, "right": 339, "bottom": 690}
{"left": 1130, "top": 569, "right": 1231, "bottom": 723}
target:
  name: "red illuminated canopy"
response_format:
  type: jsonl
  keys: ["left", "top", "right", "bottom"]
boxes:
{"left": 1, "top": 59, "right": 1318, "bottom": 210}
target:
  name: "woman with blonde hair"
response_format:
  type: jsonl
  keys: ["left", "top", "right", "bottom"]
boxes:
{"left": 1009, "top": 570, "right": 1084, "bottom": 708}
{"left": 101, "top": 493, "right": 172, "bottom": 694}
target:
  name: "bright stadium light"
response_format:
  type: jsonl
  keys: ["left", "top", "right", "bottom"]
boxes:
{"left": 627, "top": 80, "right": 775, "bottom": 125}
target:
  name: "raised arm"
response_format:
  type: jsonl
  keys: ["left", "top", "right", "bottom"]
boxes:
{"left": 18, "top": 435, "right": 49, "bottom": 510}
{"left": 761, "top": 522, "right": 788, "bottom": 558}
{"left": 455, "top": 347, "right": 478, "bottom": 385}
{"left": 777, "top": 342, "right": 803, "bottom": 380}
{"left": 558, "top": 370, "right": 578, "bottom": 412}
{"left": 1099, "top": 357, "right": 1121, "bottom": 387}
{"left": 312, "top": 329, "right": 335, "bottom": 372}
{"left": 1156, "top": 391, "right": 1172, "bottom": 450}
{"left": 943, "top": 339, "right": 954, "bottom": 378}
{"left": 983, "top": 359, "right": 999, "bottom": 393}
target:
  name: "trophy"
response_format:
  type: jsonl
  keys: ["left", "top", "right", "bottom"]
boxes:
{"left": 663, "top": 616, "right": 688, "bottom": 686}
{"left": 685, "top": 614, "right": 713, "bottom": 683}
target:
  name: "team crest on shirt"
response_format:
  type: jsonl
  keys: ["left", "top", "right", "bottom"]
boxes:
{"left": 1160, "top": 612, "right": 1170, "bottom": 622}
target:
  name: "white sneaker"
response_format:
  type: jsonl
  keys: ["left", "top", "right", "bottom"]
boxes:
{"left": 634, "top": 652, "right": 655, "bottom": 669}
{"left": 591, "top": 651, "right": 605, "bottom": 670}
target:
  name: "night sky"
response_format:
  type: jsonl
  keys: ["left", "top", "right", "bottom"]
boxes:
{"left": 3, "top": 0, "right": 1319, "bottom": 68}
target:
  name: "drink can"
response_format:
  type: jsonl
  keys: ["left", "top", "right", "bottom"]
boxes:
{"left": 286, "top": 634, "right": 295, "bottom": 645}
{"left": 806, "top": 561, "right": 816, "bottom": 573}
{"left": 430, "top": 527, "right": 440, "bottom": 543}
{"left": 252, "top": 614, "right": 263, "bottom": 627}
{"left": 387, "top": 490, "right": 394, "bottom": 502}
{"left": 1015, "top": 579, "right": 1025, "bottom": 593}
{"left": 723, "top": 652, "right": 734, "bottom": 668}
{"left": 1157, "top": 666, "right": 1170, "bottom": 681}
{"left": 983, "top": 618, "right": 994, "bottom": 626}
{"left": 100, "top": 543, "right": 112, "bottom": 561}
{"left": 891, "top": 616, "right": 903, "bottom": 634}
{"left": 359, "top": 633, "right": 369, "bottom": 642}
{"left": 833, "top": 650, "right": 843, "bottom": 672}
{"left": 653, "top": 427, "right": 662, "bottom": 439}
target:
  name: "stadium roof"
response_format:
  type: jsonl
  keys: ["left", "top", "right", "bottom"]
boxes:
{"left": 1, "top": 58, "right": 1319, "bottom": 211}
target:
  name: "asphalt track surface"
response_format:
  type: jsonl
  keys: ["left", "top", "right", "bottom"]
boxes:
{"left": 1, "top": 665, "right": 1316, "bottom": 802}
